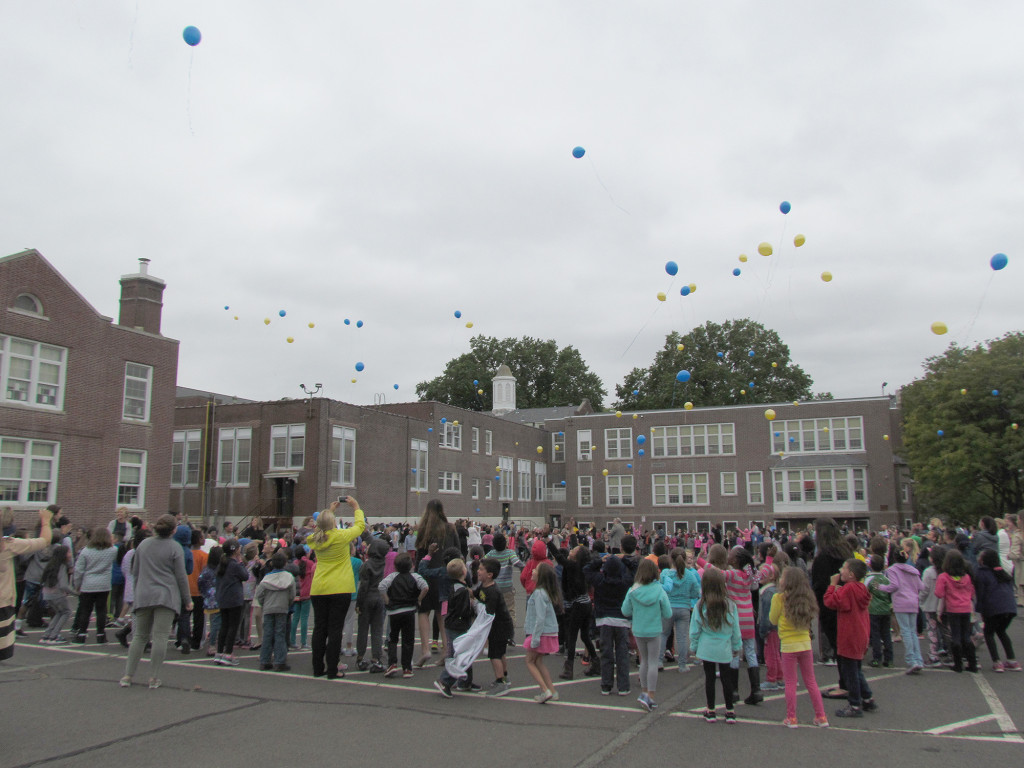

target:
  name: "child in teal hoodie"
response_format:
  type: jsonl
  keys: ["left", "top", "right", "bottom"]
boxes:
{"left": 622, "top": 559, "right": 672, "bottom": 712}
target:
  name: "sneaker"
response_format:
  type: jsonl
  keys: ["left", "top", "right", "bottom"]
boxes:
{"left": 339, "top": 663, "right": 349, "bottom": 671}
{"left": 664, "top": 650, "right": 676, "bottom": 662}
{"left": 861, "top": 699, "right": 879, "bottom": 712}
{"left": 259, "top": 663, "right": 273, "bottom": 671}
{"left": 534, "top": 690, "right": 554, "bottom": 704}
{"left": 343, "top": 647, "right": 355, "bottom": 657}
{"left": 638, "top": 694, "right": 652, "bottom": 712}
{"left": 148, "top": 678, "right": 161, "bottom": 689}
{"left": 273, "top": 664, "right": 291, "bottom": 672}
{"left": 15, "top": 626, "right": 27, "bottom": 637}
{"left": 704, "top": 709, "right": 718, "bottom": 723}
{"left": 869, "top": 660, "right": 880, "bottom": 668}
{"left": 369, "top": 661, "right": 385, "bottom": 674}
{"left": 783, "top": 716, "right": 798, "bottom": 728}
{"left": 430, "top": 641, "right": 440, "bottom": 652}
{"left": 993, "top": 661, "right": 1005, "bottom": 673}
{"left": 882, "top": 661, "right": 892, "bottom": 668}
{"left": 38, "top": 638, "right": 52, "bottom": 645}
{"left": 678, "top": 664, "right": 689, "bottom": 673}
{"left": 600, "top": 686, "right": 612, "bottom": 696}
{"left": 434, "top": 680, "right": 453, "bottom": 699}
{"left": 119, "top": 676, "right": 132, "bottom": 688}
{"left": 617, "top": 688, "right": 631, "bottom": 696}
{"left": 218, "top": 655, "right": 240, "bottom": 667}
{"left": 50, "top": 638, "right": 69, "bottom": 646}
{"left": 288, "top": 644, "right": 300, "bottom": 651}
{"left": 486, "top": 681, "right": 510, "bottom": 697}
{"left": 549, "top": 689, "right": 559, "bottom": 701}
{"left": 300, "top": 645, "right": 311, "bottom": 651}
{"left": 814, "top": 716, "right": 830, "bottom": 727}
{"left": 456, "top": 682, "right": 482, "bottom": 693}
{"left": 1004, "top": 660, "right": 1022, "bottom": 671}
{"left": 925, "top": 658, "right": 944, "bottom": 668}
{"left": 906, "top": 665, "right": 923, "bottom": 675}
{"left": 402, "top": 670, "right": 414, "bottom": 678}
{"left": 384, "top": 664, "right": 398, "bottom": 677}
{"left": 724, "top": 710, "right": 737, "bottom": 724}
{"left": 834, "top": 707, "right": 862, "bottom": 718}
{"left": 356, "top": 659, "right": 370, "bottom": 671}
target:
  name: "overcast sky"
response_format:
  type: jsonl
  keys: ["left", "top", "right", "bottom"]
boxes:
{"left": 3, "top": 2, "right": 1021, "bottom": 408}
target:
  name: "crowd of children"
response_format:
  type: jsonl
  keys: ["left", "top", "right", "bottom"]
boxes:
{"left": 5, "top": 505, "right": 1022, "bottom": 727}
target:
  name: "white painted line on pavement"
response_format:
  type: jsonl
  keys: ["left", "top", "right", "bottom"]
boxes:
{"left": 925, "top": 715, "right": 997, "bottom": 735}
{"left": 973, "top": 672, "right": 1024, "bottom": 743}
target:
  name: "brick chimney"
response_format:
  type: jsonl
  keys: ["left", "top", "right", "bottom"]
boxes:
{"left": 118, "top": 258, "right": 166, "bottom": 335}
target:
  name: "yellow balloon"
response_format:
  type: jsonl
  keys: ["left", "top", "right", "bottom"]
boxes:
{"left": 792, "top": 401, "right": 799, "bottom": 406}
{"left": 758, "top": 242, "right": 773, "bottom": 257}
{"left": 477, "top": 389, "right": 483, "bottom": 395}
{"left": 657, "top": 292, "right": 667, "bottom": 302}
{"left": 778, "top": 451, "right": 785, "bottom": 456}
{"left": 1012, "top": 423, "right": 1019, "bottom": 430}
{"left": 821, "top": 271, "right": 833, "bottom": 282}
{"left": 351, "top": 378, "right": 357, "bottom": 383}
{"left": 794, "top": 234, "right": 806, "bottom": 247}
{"left": 465, "top": 322, "right": 474, "bottom": 328}
{"left": 615, "top": 410, "right": 622, "bottom": 417}
{"left": 931, "top": 321, "right": 948, "bottom": 335}
{"left": 960, "top": 388, "right": 967, "bottom": 395}
{"left": 823, "top": 427, "right": 830, "bottom": 433}
{"left": 452, "top": 420, "right": 459, "bottom": 426}
{"left": 264, "top": 318, "right": 271, "bottom": 325}
{"left": 677, "top": 343, "right": 684, "bottom": 351}
{"left": 554, "top": 445, "right": 560, "bottom": 450}
{"left": 602, "top": 469, "right": 609, "bottom": 476}
{"left": 883, "top": 434, "right": 890, "bottom": 441}
{"left": 771, "top": 362, "right": 778, "bottom": 368}
{"left": 684, "top": 402, "right": 693, "bottom": 410}
{"left": 308, "top": 322, "right": 315, "bottom": 328}
{"left": 536, "top": 446, "right": 543, "bottom": 454}
{"left": 233, "top": 316, "right": 238, "bottom": 320}
{"left": 764, "top": 409, "right": 776, "bottom": 421}
{"left": 286, "top": 337, "right": 294, "bottom": 344}
{"left": 738, "top": 254, "right": 748, "bottom": 263}
{"left": 496, "top": 466, "right": 501, "bottom": 472}
{"left": 740, "top": 389, "right": 746, "bottom": 395}
{"left": 688, "top": 283, "right": 697, "bottom": 293}
{"left": 632, "top": 413, "right": 639, "bottom": 419}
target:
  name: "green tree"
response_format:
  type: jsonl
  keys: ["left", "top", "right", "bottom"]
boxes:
{"left": 614, "top": 319, "right": 817, "bottom": 410}
{"left": 900, "top": 332, "right": 1024, "bottom": 525}
{"left": 416, "top": 336, "right": 606, "bottom": 411}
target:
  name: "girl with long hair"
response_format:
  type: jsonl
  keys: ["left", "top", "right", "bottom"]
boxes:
{"left": 689, "top": 568, "right": 741, "bottom": 723}
{"left": 39, "top": 545, "right": 73, "bottom": 644}
{"left": 523, "top": 561, "right": 561, "bottom": 703}
{"left": 770, "top": 567, "right": 829, "bottom": 728}
{"left": 414, "top": 499, "right": 459, "bottom": 664}
{"left": 72, "top": 527, "right": 116, "bottom": 644}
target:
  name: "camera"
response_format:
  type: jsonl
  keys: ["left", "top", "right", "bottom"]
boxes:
{"left": 338, "top": 495, "right": 348, "bottom": 503}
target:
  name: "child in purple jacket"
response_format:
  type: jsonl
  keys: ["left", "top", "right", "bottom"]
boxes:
{"left": 874, "top": 548, "right": 924, "bottom": 674}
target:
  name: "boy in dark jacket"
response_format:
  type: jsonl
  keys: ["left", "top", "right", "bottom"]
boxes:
{"left": 585, "top": 552, "right": 632, "bottom": 695}
{"left": 435, "top": 558, "right": 477, "bottom": 697}
{"left": 824, "top": 558, "right": 877, "bottom": 717}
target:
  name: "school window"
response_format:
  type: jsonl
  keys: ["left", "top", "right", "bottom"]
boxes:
{"left": 11, "top": 294, "right": 43, "bottom": 314}
{"left": 604, "top": 428, "right": 633, "bottom": 460}
{"left": 410, "top": 438, "right": 428, "bottom": 491}
{"left": 578, "top": 476, "right": 593, "bottom": 507}
{"left": 437, "top": 471, "right": 462, "bottom": 494}
{"left": 0, "top": 436, "right": 58, "bottom": 504}
{"left": 652, "top": 423, "right": 735, "bottom": 457}
{"left": 498, "top": 456, "right": 513, "bottom": 500}
{"left": 270, "top": 424, "right": 304, "bottom": 469}
{"left": 217, "top": 427, "right": 251, "bottom": 486}
{"left": 771, "top": 417, "right": 864, "bottom": 454}
{"left": 720, "top": 471, "right": 737, "bottom": 496}
{"left": 606, "top": 475, "right": 634, "bottom": 506}
{"left": 117, "top": 449, "right": 146, "bottom": 507}
{"left": 485, "top": 479, "right": 493, "bottom": 500}
{"left": 330, "top": 426, "right": 356, "bottom": 486}
{"left": 122, "top": 362, "right": 153, "bottom": 421}
{"left": 471, "top": 478, "right": 479, "bottom": 499}
{"left": 485, "top": 430, "right": 493, "bottom": 455}
{"left": 518, "top": 459, "right": 532, "bottom": 501}
{"left": 746, "top": 471, "right": 763, "bottom": 505}
{"left": 577, "top": 429, "right": 593, "bottom": 461}
{"left": 0, "top": 335, "right": 66, "bottom": 411}
{"left": 534, "top": 462, "right": 547, "bottom": 502}
{"left": 171, "top": 430, "right": 202, "bottom": 487}
{"left": 552, "top": 432, "right": 565, "bottom": 463}
{"left": 651, "top": 473, "right": 709, "bottom": 506}
{"left": 472, "top": 427, "right": 480, "bottom": 454}
{"left": 440, "top": 422, "right": 462, "bottom": 451}
{"left": 772, "top": 467, "right": 867, "bottom": 504}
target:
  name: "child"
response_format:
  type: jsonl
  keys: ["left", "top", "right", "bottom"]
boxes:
{"left": 935, "top": 549, "right": 977, "bottom": 673}
{"left": 523, "top": 561, "right": 561, "bottom": 703}
{"left": 661, "top": 548, "right": 702, "bottom": 673}
{"left": 379, "top": 552, "right": 428, "bottom": 678}
{"left": 757, "top": 552, "right": 788, "bottom": 691}
{"left": 38, "top": 545, "right": 73, "bottom": 644}
{"left": 689, "top": 568, "right": 742, "bottom": 723}
{"left": 975, "top": 549, "right": 1019, "bottom": 671}
{"left": 622, "top": 558, "right": 672, "bottom": 712}
{"left": 874, "top": 549, "right": 924, "bottom": 673}
{"left": 198, "top": 547, "right": 222, "bottom": 656}
{"left": 215, "top": 540, "right": 249, "bottom": 666}
{"left": 343, "top": 543, "right": 362, "bottom": 657}
{"left": 434, "top": 558, "right": 478, "bottom": 697}
{"left": 290, "top": 547, "right": 314, "bottom": 651}
{"left": 865, "top": 555, "right": 895, "bottom": 668}
{"left": 474, "top": 557, "right": 514, "bottom": 696}
{"left": 824, "top": 559, "right": 877, "bottom": 717}
{"left": 770, "top": 567, "right": 829, "bottom": 728}
{"left": 71, "top": 527, "right": 116, "bottom": 643}
{"left": 483, "top": 533, "right": 524, "bottom": 638}
{"left": 236, "top": 541, "right": 261, "bottom": 650}
{"left": 918, "top": 546, "right": 947, "bottom": 666}
{"left": 584, "top": 550, "right": 633, "bottom": 695}
{"left": 254, "top": 550, "right": 296, "bottom": 672}
{"left": 356, "top": 539, "right": 388, "bottom": 673}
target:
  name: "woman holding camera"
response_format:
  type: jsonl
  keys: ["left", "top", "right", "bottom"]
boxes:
{"left": 1, "top": 507, "right": 53, "bottom": 660}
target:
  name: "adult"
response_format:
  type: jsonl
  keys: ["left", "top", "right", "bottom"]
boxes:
{"left": 810, "top": 517, "right": 852, "bottom": 697}
{"left": 120, "top": 514, "right": 191, "bottom": 689}
{"left": 467, "top": 521, "right": 481, "bottom": 549}
{"left": 995, "top": 518, "right": 1013, "bottom": 572}
{"left": 608, "top": 518, "right": 626, "bottom": 555}
{"left": 414, "top": 499, "right": 460, "bottom": 663}
{"left": 2, "top": 508, "right": 53, "bottom": 659}
{"left": 306, "top": 497, "right": 366, "bottom": 679}
{"left": 107, "top": 506, "right": 130, "bottom": 539}
{"left": 241, "top": 516, "right": 266, "bottom": 542}
{"left": 1007, "top": 514, "right": 1024, "bottom": 606}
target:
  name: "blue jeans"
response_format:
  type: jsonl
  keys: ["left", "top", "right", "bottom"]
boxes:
{"left": 290, "top": 600, "right": 310, "bottom": 646}
{"left": 660, "top": 607, "right": 691, "bottom": 667}
{"left": 895, "top": 612, "right": 923, "bottom": 667}
{"left": 260, "top": 613, "right": 289, "bottom": 666}
{"left": 599, "top": 624, "right": 630, "bottom": 692}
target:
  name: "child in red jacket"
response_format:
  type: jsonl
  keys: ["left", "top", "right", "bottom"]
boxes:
{"left": 824, "top": 558, "right": 877, "bottom": 718}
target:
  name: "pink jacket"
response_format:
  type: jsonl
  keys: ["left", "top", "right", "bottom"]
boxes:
{"left": 935, "top": 572, "right": 974, "bottom": 614}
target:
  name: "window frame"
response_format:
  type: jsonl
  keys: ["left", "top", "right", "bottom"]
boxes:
{"left": 410, "top": 438, "right": 428, "bottom": 492}
{"left": 606, "top": 475, "right": 634, "bottom": 507}
{"left": 720, "top": 471, "right": 738, "bottom": 497}
{"left": 437, "top": 471, "right": 462, "bottom": 494}
{"left": 1, "top": 334, "right": 67, "bottom": 412}
{"left": 117, "top": 448, "right": 147, "bottom": 508}
{"left": 0, "top": 436, "right": 59, "bottom": 505}
{"left": 122, "top": 362, "right": 153, "bottom": 422}
{"left": 577, "top": 429, "right": 593, "bottom": 461}
{"left": 270, "top": 423, "right": 305, "bottom": 470}
{"left": 518, "top": 458, "right": 531, "bottom": 501}
{"left": 171, "top": 429, "right": 202, "bottom": 488}
{"left": 330, "top": 425, "right": 356, "bottom": 487}
{"left": 440, "top": 422, "right": 462, "bottom": 451}
{"left": 604, "top": 427, "right": 633, "bottom": 460}
{"left": 485, "top": 430, "right": 493, "bottom": 456}
{"left": 217, "top": 427, "right": 252, "bottom": 487}
{"left": 471, "top": 427, "right": 480, "bottom": 454}
{"left": 578, "top": 475, "right": 593, "bottom": 507}
{"left": 746, "top": 470, "right": 763, "bottom": 505}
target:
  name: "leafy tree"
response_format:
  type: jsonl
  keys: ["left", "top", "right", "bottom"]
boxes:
{"left": 614, "top": 320, "right": 817, "bottom": 410}
{"left": 416, "top": 336, "right": 606, "bottom": 411}
{"left": 900, "top": 332, "right": 1024, "bottom": 525}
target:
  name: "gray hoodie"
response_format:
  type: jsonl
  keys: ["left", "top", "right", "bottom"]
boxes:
{"left": 254, "top": 570, "right": 296, "bottom": 615}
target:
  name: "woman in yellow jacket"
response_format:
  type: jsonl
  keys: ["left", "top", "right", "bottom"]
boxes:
{"left": 307, "top": 496, "right": 365, "bottom": 679}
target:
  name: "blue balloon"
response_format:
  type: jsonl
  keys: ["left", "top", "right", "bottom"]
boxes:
{"left": 411, "top": 468, "right": 417, "bottom": 473}
{"left": 789, "top": 436, "right": 795, "bottom": 442}
{"left": 393, "top": 384, "right": 399, "bottom": 390}
{"left": 278, "top": 309, "right": 286, "bottom": 317}
{"left": 344, "top": 318, "right": 351, "bottom": 325}
{"left": 473, "top": 379, "right": 479, "bottom": 386}
{"left": 680, "top": 286, "right": 691, "bottom": 296}
{"left": 637, "top": 434, "right": 646, "bottom": 445}
{"left": 632, "top": 389, "right": 639, "bottom": 396}
{"left": 774, "top": 432, "right": 780, "bottom": 437}
{"left": 749, "top": 381, "right": 755, "bottom": 387}
{"left": 572, "top": 146, "right": 585, "bottom": 158}
{"left": 992, "top": 389, "right": 1000, "bottom": 396}
{"left": 676, "top": 370, "right": 691, "bottom": 383}
{"left": 495, "top": 475, "right": 500, "bottom": 481}
{"left": 428, "top": 427, "right": 433, "bottom": 432}
{"left": 224, "top": 305, "right": 229, "bottom": 310}
{"left": 356, "top": 320, "right": 363, "bottom": 328}
{"left": 779, "top": 200, "right": 791, "bottom": 214}
{"left": 355, "top": 362, "right": 364, "bottom": 372}
{"left": 454, "top": 310, "right": 462, "bottom": 318}
{"left": 312, "top": 512, "right": 320, "bottom": 521}
{"left": 748, "top": 350, "right": 755, "bottom": 358}
{"left": 638, "top": 448, "right": 645, "bottom": 457}
{"left": 627, "top": 464, "right": 632, "bottom": 469}
{"left": 717, "top": 351, "right": 724, "bottom": 358}
{"left": 733, "top": 268, "right": 741, "bottom": 276}
{"left": 665, "top": 260, "right": 678, "bottom": 276}
{"left": 937, "top": 429, "right": 944, "bottom": 437}
{"left": 991, "top": 253, "right": 1008, "bottom": 271}
{"left": 183, "top": 26, "right": 201, "bottom": 46}
{"left": 560, "top": 480, "right": 566, "bottom": 487}
{"left": 440, "top": 417, "right": 446, "bottom": 424}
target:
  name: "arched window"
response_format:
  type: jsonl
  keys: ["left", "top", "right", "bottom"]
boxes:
{"left": 12, "top": 294, "right": 42, "bottom": 314}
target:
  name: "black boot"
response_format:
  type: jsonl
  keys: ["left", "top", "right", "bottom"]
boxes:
{"left": 744, "top": 666, "right": 764, "bottom": 705}
{"left": 115, "top": 627, "right": 130, "bottom": 648}
{"left": 584, "top": 654, "right": 601, "bottom": 677}
{"left": 965, "top": 644, "right": 978, "bottom": 673}
{"left": 951, "top": 645, "right": 963, "bottom": 673}
{"left": 559, "top": 658, "right": 574, "bottom": 680}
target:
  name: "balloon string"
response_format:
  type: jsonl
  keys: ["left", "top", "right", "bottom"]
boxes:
{"left": 959, "top": 272, "right": 994, "bottom": 340}
{"left": 621, "top": 303, "right": 662, "bottom": 358}
{"left": 589, "top": 158, "right": 630, "bottom": 215}
{"left": 187, "top": 52, "right": 195, "bottom": 135}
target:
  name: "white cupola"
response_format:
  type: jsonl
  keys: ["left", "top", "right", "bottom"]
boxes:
{"left": 491, "top": 364, "right": 516, "bottom": 415}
